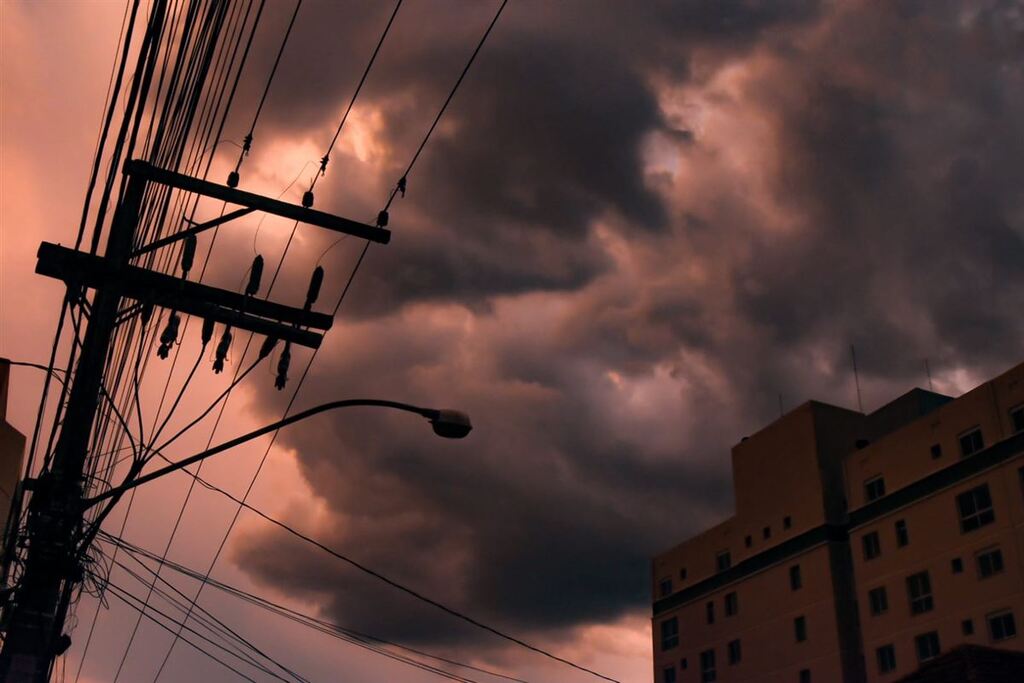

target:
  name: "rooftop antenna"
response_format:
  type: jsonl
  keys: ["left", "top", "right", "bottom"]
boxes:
{"left": 851, "top": 344, "right": 864, "bottom": 412}
{"left": 924, "top": 358, "right": 934, "bottom": 392}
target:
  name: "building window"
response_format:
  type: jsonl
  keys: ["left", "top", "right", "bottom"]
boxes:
{"left": 862, "top": 531, "right": 881, "bottom": 560}
{"left": 962, "top": 619, "right": 974, "bottom": 636}
{"left": 763, "top": 526, "right": 771, "bottom": 540}
{"left": 716, "top": 551, "right": 731, "bottom": 573}
{"left": 1011, "top": 405, "right": 1024, "bottom": 434}
{"left": 864, "top": 476, "right": 886, "bottom": 502}
{"left": 727, "top": 639, "right": 741, "bottom": 665}
{"left": 700, "top": 649, "right": 716, "bottom": 683}
{"left": 680, "top": 567, "right": 687, "bottom": 580}
{"left": 868, "top": 586, "right": 888, "bottom": 616}
{"left": 907, "top": 571, "right": 934, "bottom": 615}
{"left": 660, "top": 617, "right": 679, "bottom": 650}
{"left": 957, "top": 484, "right": 995, "bottom": 532}
{"left": 784, "top": 515, "right": 792, "bottom": 530}
{"left": 724, "top": 592, "right": 738, "bottom": 617}
{"left": 915, "top": 631, "right": 940, "bottom": 662}
{"left": 794, "top": 616, "right": 807, "bottom": 643}
{"left": 876, "top": 644, "right": 897, "bottom": 673}
{"left": 744, "top": 535, "right": 752, "bottom": 548}
{"left": 659, "top": 577, "right": 673, "bottom": 597}
{"left": 706, "top": 601, "right": 715, "bottom": 624}
{"left": 959, "top": 427, "right": 984, "bottom": 457}
{"left": 662, "top": 666, "right": 677, "bottom": 683}
{"left": 799, "top": 670, "right": 811, "bottom": 683}
{"left": 930, "top": 443, "right": 942, "bottom": 459}
{"left": 790, "top": 565, "right": 802, "bottom": 591}
{"left": 976, "top": 547, "right": 1005, "bottom": 579}
{"left": 895, "top": 519, "right": 909, "bottom": 547}
{"left": 987, "top": 610, "right": 1017, "bottom": 641}
{"left": 680, "top": 657, "right": 687, "bottom": 670}
{"left": 658, "top": 617, "right": 678, "bottom": 650}
{"left": 952, "top": 557, "right": 964, "bottom": 574}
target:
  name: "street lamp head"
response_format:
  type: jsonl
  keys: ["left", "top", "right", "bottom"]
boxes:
{"left": 428, "top": 409, "right": 472, "bottom": 439}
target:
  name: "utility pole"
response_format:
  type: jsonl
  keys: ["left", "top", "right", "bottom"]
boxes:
{"left": 0, "top": 161, "right": 390, "bottom": 681}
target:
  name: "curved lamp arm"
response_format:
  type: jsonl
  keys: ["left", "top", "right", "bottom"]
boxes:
{"left": 81, "top": 399, "right": 471, "bottom": 508}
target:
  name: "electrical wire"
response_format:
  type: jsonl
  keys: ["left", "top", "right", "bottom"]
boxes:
{"left": 100, "top": 533, "right": 520, "bottom": 683}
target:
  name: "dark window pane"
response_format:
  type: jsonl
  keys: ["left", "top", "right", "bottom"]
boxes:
{"left": 663, "top": 666, "right": 677, "bottom": 683}
{"left": 865, "top": 477, "right": 886, "bottom": 502}
{"left": 931, "top": 443, "right": 942, "bottom": 459}
{"left": 907, "top": 571, "right": 934, "bottom": 615}
{"left": 876, "top": 644, "right": 897, "bottom": 673}
{"left": 659, "top": 577, "right": 673, "bottom": 597}
{"left": 724, "top": 592, "right": 738, "bottom": 617}
{"left": 863, "top": 531, "right": 881, "bottom": 560}
{"left": 790, "top": 565, "right": 802, "bottom": 591}
{"left": 799, "top": 670, "right": 811, "bottom": 683}
{"left": 959, "top": 428, "right": 985, "bottom": 457}
{"left": 957, "top": 484, "right": 995, "bottom": 533}
{"left": 661, "top": 617, "right": 679, "bottom": 651}
{"left": 716, "top": 551, "right": 731, "bottom": 573}
{"left": 988, "top": 611, "right": 1017, "bottom": 641}
{"left": 795, "top": 616, "right": 807, "bottom": 642}
{"left": 784, "top": 515, "right": 792, "bottom": 529}
{"left": 763, "top": 526, "right": 771, "bottom": 539}
{"left": 700, "top": 649, "right": 716, "bottom": 683}
{"left": 1012, "top": 406, "right": 1024, "bottom": 434}
{"left": 962, "top": 619, "right": 974, "bottom": 636}
{"left": 895, "top": 519, "right": 909, "bottom": 547}
{"left": 977, "top": 548, "right": 1004, "bottom": 578}
{"left": 744, "top": 535, "right": 752, "bottom": 548}
{"left": 727, "top": 639, "right": 741, "bottom": 665}
{"left": 915, "top": 631, "right": 940, "bottom": 662}
{"left": 869, "top": 587, "right": 888, "bottom": 616}
{"left": 706, "top": 601, "right": 715, "bottom": 624}
{"left": 952, "top": 557, "right": 964, "bottom": 574}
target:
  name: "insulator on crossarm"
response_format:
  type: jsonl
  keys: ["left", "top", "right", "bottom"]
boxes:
{"left": 213, "top": 328, "right": 232, "bottom": 373}
{"left": 305, "top": 266, "right": 324, "bottom": 310}
{"left": 227, "top": 171, "right": 240, "bottom": 188}
{"left": 302, "top": 190, "right": 314, "bottom": 208}
{"left": 157, "top": 313, "right": 181, "bottom": 359}
{"left": 376, "top": 210, "right": 389, "bottom": 228}
{"left": 245, "top": 255, "right": 264, "bottom": 296}
{"left": 201, "top": 318, "right": 215, "bottom": 346}
{"left": 140, "top": 303, "right": 154, "bottom": 325}
{"left": 275, "top": 342, "right": 291, "bottom": 390}
{"left": 259, "top": 336, "right": 278, "bottom": 359}
{"left": 397, "top": 176, "right": 407, "bottom": 197}
{"left": 181, "top": 234, "right": 197, "bottom": 274}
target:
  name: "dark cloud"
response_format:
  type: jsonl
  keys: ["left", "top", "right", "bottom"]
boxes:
{"left": 229, "top": 0, "right": 1024, "bottom": 654}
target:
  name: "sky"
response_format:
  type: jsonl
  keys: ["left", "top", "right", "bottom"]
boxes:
{"left": 2, "top": 1, "right": 1024, "bottom": 682}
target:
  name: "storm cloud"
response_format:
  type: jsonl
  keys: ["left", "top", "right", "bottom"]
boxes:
{"left": 223, "top": 0, "right": 1024, "bottom": 655}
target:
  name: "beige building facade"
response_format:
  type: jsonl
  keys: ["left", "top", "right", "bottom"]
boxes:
{"left": 652, "top": 361, "right": 1024, "bottom": 683}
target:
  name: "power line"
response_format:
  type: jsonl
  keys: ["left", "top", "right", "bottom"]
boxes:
{"left": 132, "top": 449, "right": 620, "bottom": 683}
{"left": 100, "top": 532, "right": 527, "bottom": 683}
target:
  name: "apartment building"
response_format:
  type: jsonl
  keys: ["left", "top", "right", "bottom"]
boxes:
{"left": 651, "top": 361, "right": 1024, "bottom": 683}
{"left": 0, "top": 360, "right": 26, "bottom": 541}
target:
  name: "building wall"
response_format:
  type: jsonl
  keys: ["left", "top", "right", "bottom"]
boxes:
{"left": 653, "top": 544, "right": 848, "bottom": 682}
{"left": 652, "top": 360, "right": 1024, "bottom": 683}
{"left": 846, "top": 363, "right": 1024, "bottom": 681}
{"left": 0, "top": 361, "right": 26, "bottom": 543}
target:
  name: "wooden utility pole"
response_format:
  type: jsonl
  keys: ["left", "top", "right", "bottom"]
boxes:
{"left": 0, "top": 161, "right": 389, "bottom": 681}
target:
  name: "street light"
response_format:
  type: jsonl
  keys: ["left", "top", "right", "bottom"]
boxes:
{"left": 82, "top": 399, "right": 472, "bottom": 507}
